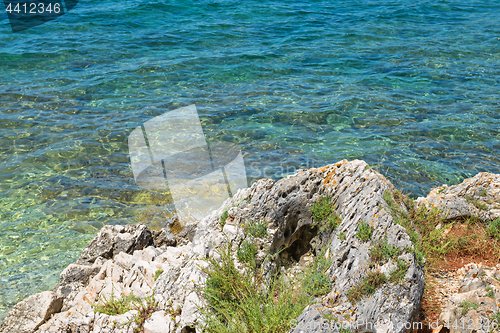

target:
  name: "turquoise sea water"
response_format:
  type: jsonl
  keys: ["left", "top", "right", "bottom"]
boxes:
{"left": 1, "top": 0, "right": 500, "bottom": 319}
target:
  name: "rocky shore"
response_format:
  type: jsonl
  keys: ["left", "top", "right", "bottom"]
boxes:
{"left": 1, "top": 159, "right": 499, "bottom": 333}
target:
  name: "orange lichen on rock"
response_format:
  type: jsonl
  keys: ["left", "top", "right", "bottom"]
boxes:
{"left": 336, "top": 160, "right": 346, "bottom": 168}
{"left": 317, "top": 166, "right": 329, "bottom": 173}
{"left": 324, "top": 170, "right": 337, "bottom": 186}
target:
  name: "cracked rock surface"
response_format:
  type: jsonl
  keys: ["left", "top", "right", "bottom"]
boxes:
{"left": 435, "top": 263, "right": 500, "bottom": 333}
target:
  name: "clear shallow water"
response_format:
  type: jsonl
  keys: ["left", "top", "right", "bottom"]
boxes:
{"left": 1, "top": 0, "right": 500, "bottom": 319}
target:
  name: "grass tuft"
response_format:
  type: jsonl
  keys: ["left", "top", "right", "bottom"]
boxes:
{"left": 237, "top": 240, "right": 258, "bottom": 264}
{"left": 94, "top": 291, "right": 141, "bottom": 316}
{"left": 491, "top": 310, "right": 500, "bottom": 323}
{"left": 487, "top": 218, "right": 500, "bottom": 241}
{"left": 322, "top": 312, "right": 336, "bottom": 322}
{"left": 466, "top": 196, "right": 488, "bottom": 210}
{"left": 302, "top": 248, "right": 332, "bottom": 296}
{"left": 485, "top": 286, "right": 494, "bottom": 298}
{"left": 383, "top": 189, "right": 446, "bottom": 271}
{"left": 347, "top": 270, "right": 387, "bottom": 304}
{"left": 458, "top": 300, "right": 479, "bottom": 316}
{"left": 245, "top": 220, "right": 268, "bottom": 238}
{"left": 370, "top": 238, "right": 400, "bottom": 264}
{"left": 199, "top": 243, "right": 311, "bottom": 333}
{"left": 94, "top": 291, "right": 160, "bottom": 332}
{"left": 219, "top": 209, "right": 229, "bottom": 228}
{"left": 154, "top": 269, "right": 163, "bottom": 282}
{"left": 356, "top": 221, "right": 373, "bottom": 242}
{"left": 389, "top": 259, "right": 409, "bottom": 284}
{"left": 310, "top": 196, "right": 342, "bottom": 232}
{"left": 409, "top": 247, "right": 425, "bottom": 266}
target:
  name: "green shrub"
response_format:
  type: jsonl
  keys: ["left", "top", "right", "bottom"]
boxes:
{"left": 302, "top": 249, "right": 332, "bottom": 296}
{"left": 357, "top": 221, "right": 373, "bottom": 242}
{"left": 491, "top": 310, "right": 500, "bottom": 323}
{"left": 370, "top": 239, "right": 400, "bottom": 264}
{"left": 219, "top": 209, "right": 229, "bottom": 228}
{"left": 310, "top": 196, "right": 334, "bottom": 221}
{"left": 459, "top": 300, "right": 479, "bottom": 315}
{"left": 200, "top": 243, "right": 311, "bottom": 333}
{"left": 237, "top": 240, "right": 258, "bottom": 263}
{"left": 94, "top": 291, "right": 141, "bottom": 316}
{"left": 487, "top": 218, "right": 500, "bottom": 241}
{"left": 154, "top": 269, "right": 163, "bottom": 281}
{"left": 338, "top": 231, "right": 346, "bottom": 241}
{"left": 347, "top": 270, "right": 387, "bottom": 304}
{"left": 322, "top": 214, "right": 342, "bottom": 231}
{"left": 310, "top": 196, "right": 342, "bottom": 232}
{"left": 389, "top": 259, "right": 409, "bottom": 284}
{"left": 129, "top": 295, "right": 159, "bottom": 332}
{"left": 246, "top": 220, "right": 268, "bottom": 238}
{"left": 485, "top": 286, "right": 494, "bottom": 298}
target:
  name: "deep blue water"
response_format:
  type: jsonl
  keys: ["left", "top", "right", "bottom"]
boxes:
{"left": 1, "top": 0, "right": 499, "bottom": 319}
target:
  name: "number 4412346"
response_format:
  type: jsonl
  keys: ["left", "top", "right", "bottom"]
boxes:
{"left": 5, "top": 2, "right": 62, "bottom": 14}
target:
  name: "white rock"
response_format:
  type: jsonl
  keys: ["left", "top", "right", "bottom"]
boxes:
{"left": 0, "top": 291, "right": 63, "bottom": 333}
{"left": 143, "top": 311, "right": 175, "bottom": 333}
{"left": 179, "top": 292, "right": 202, "bottom": 331}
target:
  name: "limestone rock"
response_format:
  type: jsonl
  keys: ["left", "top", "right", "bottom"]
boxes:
{"left": 282, "top": 161, "right": 424, "bottom": 333}
{"left": 155, "top": 159, "right": 425, "bottom": 333}
{"left": 143, "top": 311, "right": 176, "bottom": 333}
{"left": 4, "top": 160, "right": 469, "bottom": 333}
{"left": 77, "top": 224, "right": 153, "bottom": 265}
{"left": 0, "top": 291, "right": 63, "bottom": 333}
{"left": 53, "top": 260, "right": 104, "bottom": 312}
{"left": 51, "top": 224, "right": 154, "bottom": 314}
{"left": 437, "top": 264, "right": 500, "bottom": 333}
{"left": 152, "top": 228, "right": 177, "bottom": 248}
{"left": 417, "top": 172, "right": 500, "bottom": 221}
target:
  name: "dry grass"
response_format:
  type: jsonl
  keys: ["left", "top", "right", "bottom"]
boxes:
{"left": 384, "top": 189, "right": 500, "bottom": 326}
